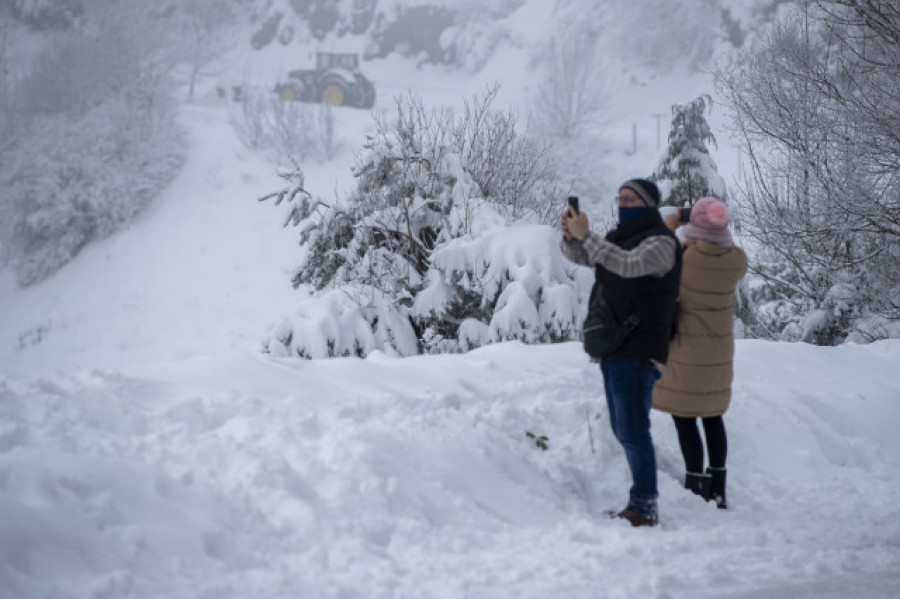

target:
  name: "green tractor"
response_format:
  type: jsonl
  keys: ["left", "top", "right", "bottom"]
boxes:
{"left": 274, "top": 52, "right": 376, "bottom": 109}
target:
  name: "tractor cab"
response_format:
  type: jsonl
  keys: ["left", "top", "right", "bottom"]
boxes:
{"left": 316, "top": 52, "right": 360, "bottom": 71}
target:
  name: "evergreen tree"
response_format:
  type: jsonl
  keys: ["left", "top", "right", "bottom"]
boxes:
{"left": 267, "top": 87, "right": 561, "bottom": 299}
{"left": 651, "top": 95, "right": 726, "bottom": 207}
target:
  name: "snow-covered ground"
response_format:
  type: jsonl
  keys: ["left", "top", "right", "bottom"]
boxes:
{"left": 2, "top": 9, "right": 900, "bottom": 598}
{"left": 2, "top": 335, "right": 899, "bottom": 598}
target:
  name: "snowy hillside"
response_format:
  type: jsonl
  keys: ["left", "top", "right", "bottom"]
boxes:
{"left": 0, "top": 0, "right": 728, "bottom": 373}
{"left": 2, "top": 1, "right": 900, "bottom": 597}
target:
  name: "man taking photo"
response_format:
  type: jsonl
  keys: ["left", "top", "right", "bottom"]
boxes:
{"left": 560, "top": 178, "right": 681, "bottom": 527}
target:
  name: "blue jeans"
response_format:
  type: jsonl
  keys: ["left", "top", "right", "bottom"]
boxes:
{"left": 600, "top": 358, "right": 660, "bottom": 517}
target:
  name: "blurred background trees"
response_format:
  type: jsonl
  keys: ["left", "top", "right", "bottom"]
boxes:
{"left": 716, "top": 0, "right": 900, "bottom": 344}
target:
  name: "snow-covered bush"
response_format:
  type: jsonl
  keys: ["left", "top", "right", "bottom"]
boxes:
{"left": 845, "top": 313, "right": 900, "bottom": 345}
{"left": 0, "top": 8, "right": 186, "bottom": 286}
{"left": 3, "top": 105, "right": 184, "bottom": 286}
{"left": 4, "top": 0, "right": 81, "bottom": 31}
{"left": 412, "top": 224, "right": 588, "bottom": 353}
{"left": 367, "top": 4, "right": 457, "bottom": 64}
{"left": 230, "top": 88, "right": 327, "bottom": 163}
{"left": 262, "top": 286, "right": 418, "bottom": 359}
{"left": 246, "top": 0, "right": 519, "bottom": 69}
{"left": 741, "top": 241, "right": 899, "bottom": 345}
{"left": 260, "top": 88, "right": 589, "bottom": 358}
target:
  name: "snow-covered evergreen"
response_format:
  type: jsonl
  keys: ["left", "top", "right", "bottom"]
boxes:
{"left": 413, "top": 224, "right": 590, "bottom": 352}
{"left": 651, "top": 95, "right": 726, "bottom": 207}
{"left": 260, "top": 88, "right": 581, "bottom": 358}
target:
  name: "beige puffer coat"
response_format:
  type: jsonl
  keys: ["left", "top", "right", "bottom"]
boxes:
{"left": 652, "top": 239, "right": 748, "bottom": 418}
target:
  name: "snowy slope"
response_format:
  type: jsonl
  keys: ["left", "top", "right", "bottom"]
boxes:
{"left": 2, "top": 3, "right": 900, "bottom": 598}
{"left": 0, "top": 103, "right": 302, "bottom": 374}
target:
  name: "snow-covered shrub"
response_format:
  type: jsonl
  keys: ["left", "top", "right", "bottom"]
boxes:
{"left": 737, "top": 235, "right": 899, "bottom": 345}
{"left": 4, "top": 0, "right": 81, "bottom": 31}
{"left": 260, "top": 87, "right": 584, "bottom": 358}
{"left": 2, "top": 103, "right": 185, "bottom": 286}
{"left": 412, "top": 224, "right": 588, "bottom": 353}
{"left": 367, "top": 4, "right": 457, "bottom": 64}
{"left": 845, "top": 314, "right": 900, "bottom": 344}
{"left": 262, "top": 286, "right": 419, "bottom": 359}
{"left": 230, "top": 89, "right": 330, "bottom": 163}
{"left": 0, "top": 1, "right": 187, "bottom": 287}
{"left": 248, "top": 0, "right": 378, "bottom": 46}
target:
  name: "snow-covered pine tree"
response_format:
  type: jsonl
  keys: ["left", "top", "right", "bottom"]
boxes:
{"left": 651, "top": 95, "right": 726, "bottom": 208}
{"left": 259, "top": 88, "right": 591, "bottom": 359}
{"left": 412, "top": 225, "right": 588, "bottom": 353}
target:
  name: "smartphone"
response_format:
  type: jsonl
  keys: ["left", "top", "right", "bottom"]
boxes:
{"left": 567, "top": 196, "right": 579, "bottom": 215}
{"left": 680, "top": 207, "right": 692, "bottom": 223}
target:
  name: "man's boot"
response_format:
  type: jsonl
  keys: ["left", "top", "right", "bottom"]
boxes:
{"left": 610, "top": 506, "right": 659, "bottom": 527}
{"left": 707, "top": 467, "right": 727, "bottom": 509}
{"left": 684, "top": 471, "right": 712, "bottom": 500}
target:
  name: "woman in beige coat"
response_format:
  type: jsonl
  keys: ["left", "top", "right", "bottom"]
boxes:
{"left": 653, "top": 197, "right": 747, "bottom": 509}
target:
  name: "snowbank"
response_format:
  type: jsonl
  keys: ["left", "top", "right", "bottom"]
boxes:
{"left": 1, "top": 339, "right": 899, "bottom": 598}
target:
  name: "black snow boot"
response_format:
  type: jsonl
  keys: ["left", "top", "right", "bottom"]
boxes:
{"left": 684, "top": 472, "right": 712, "bottom": 500}
{"left": 707, "top": 467, "right": 728, "bottom": 509}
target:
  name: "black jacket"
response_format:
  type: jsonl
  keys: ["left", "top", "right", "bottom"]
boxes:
{"left": 593, "top": 211, "right": 681, "bottom": 363}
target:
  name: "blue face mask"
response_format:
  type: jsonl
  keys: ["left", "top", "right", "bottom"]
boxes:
{"left": 618, "top": 206, "right": 655, "bottom": 224}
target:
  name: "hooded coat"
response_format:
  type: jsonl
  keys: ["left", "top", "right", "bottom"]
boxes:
{"left": 652, "top": 239, "right": 748, "bottom": 418}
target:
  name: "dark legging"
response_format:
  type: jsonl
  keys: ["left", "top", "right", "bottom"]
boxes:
{"left": 672, "top": 415, "right": 727, "bottom": 473}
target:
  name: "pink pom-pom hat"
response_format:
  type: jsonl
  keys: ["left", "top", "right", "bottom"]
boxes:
{"left": 683, "top": 197, "right": 733, "bottom": 248}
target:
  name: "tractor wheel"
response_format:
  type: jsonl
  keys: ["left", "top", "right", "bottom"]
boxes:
{"left": 279, "top": 86, "right": 297, "bottom": 102}
{"left": 322, "top": 83, "right": 345, "bottom": 106}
